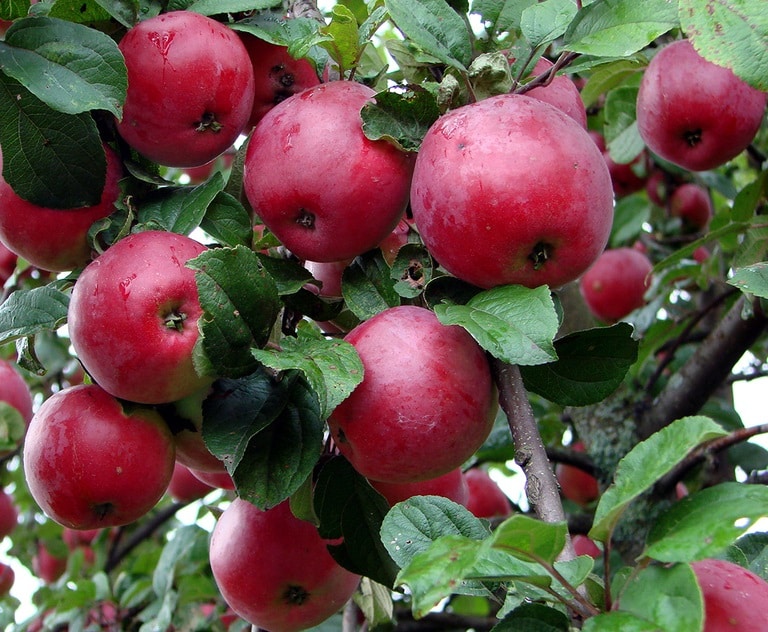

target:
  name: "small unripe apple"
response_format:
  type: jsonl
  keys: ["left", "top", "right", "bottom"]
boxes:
{"left": 669, "top": 183, "right": 713, "bottom": 231}
{"left": 464, "top": 468, "right": 513, "bottom": 519}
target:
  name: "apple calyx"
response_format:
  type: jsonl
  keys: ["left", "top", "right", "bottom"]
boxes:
{"left": 283, "top": 584, "right": 311, "bottom": 605}
{"left": 92, "top": 501, "right": 115, "bottom": 521}
{"left": 164, "top": 310, "right": 188, "bottom": 332}
{"left": 296, "top": 209, "right": 316, "bottom": 229}
{"left": 195, "top": 112, "right": 223, "bottom": 134}
{"left": 683, "top": 128, "right": 702, "bottom": 147}
{"left": 529, "top": 241, "right": 553, "bottom": 270}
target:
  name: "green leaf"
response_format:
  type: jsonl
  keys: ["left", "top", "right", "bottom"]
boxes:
{"left": 341, "top": 252, "right": 401, "bottom": 321}
{"left": 319, "top": 4, "right": 360, "bottom": 74}
{"left": 520, "top": 0, "right": 577, "bottom": 49}
{"left": 521, "top": 323, "right": 639, "bottom": 406}
{"left": 187, "top": 0, "right": 281, "bottom": 15}
{"left": 390, "top": 243, "right": 433, "bottom": 299}
{"left": 47, "top": 0, "right": 112, "bottom": 24}
{"left": 603, "top": 85, "right": 644, "bottom": 164}
{"left": 384, "top": 0, "right": 472, "bottom": 71}
{"left": 728, "top": 263, "right": 768, "bottom": 299}
{"left": 199, "top": 191, "right": 254, "bottom": 248}
{"left": 583, "top": 611, "right": 679, "bottom": 632}
{"left": 563, "top": 0, "right": 679, "bottom": 57}
{"left": 471, "top": 0, "right": 538, "bottom": 36}
{"left": 726, "top": 532, "right": 768, "bottom": 579}
{"left": 0, "top": 285, "right": 69, "bottom": 345}
{"left": 732, "top": 170, "right": 767, "bottom": 222}
{"left": 380, "top": 495, "right": 490, "bottom": 570}
{"left": 0, "top": 17, "right": 126, "bottom": 117}
{"left": 492, "top": 603, "right": 570, "bottom": 631}
{"left": 580, "top": 58, "right": 645, "bottom": 108}
{"left": 152, "top": 525, "right": 205, "bottom": 596}
{"left": 0, "top": 401, "right": 27, "bottom": 454}
{"left": 589, "top": 416, "right": 727, "bottom": 542}
{"left": 679, "top": 0, "right": 768, "bottom": 91}
{"left": 255, "top": 253, "right": 316, "bottom": 296}
{"left": 644, "top": 482, "right": 768, "bottom": 563}
{"left": 0, "top": 74, "right": 105, "bottom": 208}
{"left": 610, "top": 193, "right": 651, "bottom": 247}
{"left": 490, "top": 515, "right": 568, "bottom": 564}
{"left": 434, "top": 285, "right": 559, "bottom": 365}
{"left": 251, "top": 321, "right": 364, "bottom": 419}
{"left": 614, "top": 564, "right": 704, "bottom": 632}
{"left": 313, "top": 456, "right": 400, "bottom": 587}
{"left": 361, "top": 85, "right": 440, "bottom": 152}
{"left": 188, "top": 246, "right": 281, "bottom": 378}
{"left": 137, "top": 174, "right": 226, "bottom": 236}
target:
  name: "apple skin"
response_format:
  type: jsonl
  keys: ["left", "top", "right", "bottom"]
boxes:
{"left": 243, "top": 80, "right": 414, "bottom": 263}
{"left": 571, "top": 534, "right": 602, "bottom": 559}
{"left": 328, "top": 305, "right": 496, "bottom": 484}
{"left": 0, "top": 144, "right": 121, "bottom": 272}
{"left": 116, "top": 11, "right": 255, "bottom": 168}
{"left": 0, "top": 357, "right": 34, "bottom": 457}
{"left": 370, "top": 468, "right": 470, "bottom": 507}
{"left": 521, "top": 57, "right": 587, "bottom": 128}
{"left": 32, "top": 542, "right": 67, "bottom": 584}
{"left": 239, "top": 33, "right": 321, "bottom": 129}
{"left": 604, "top": 150, "right": 648, "bottom": 198}
{"left": 669, "top": 183, "right": 713, "bottom": 231}
{"left": 0, "top": 562, "right": 13, "bottom": 596}
{"left": 464, "top": 468, "right": 513, "bottom": 519}
{"left": 23, "top": 383, "right": 176, "bottom": 529}
{"left": 555, "top": 442, "right": 599, "bottom": 506}
{"left": 691, "top": 558, "right": 768, "bottom": 631}
{"left": 167, "top": 462, "right": 215, "bottom": 503}
{"left": 579, "top": 247, "right": 654, "bottom": 323}
{"left": 210, "top": 498, "right": 361, "bottom": 632}
{"left": 636, "top": 39, "right": 768, "bottom": 172}
{"left": 0, "top": 488, "right": 17, "bottom": 539}
{"left": 190, "top": 467, "right": 236, "bottom": 491}
{"left": 0, "top": 241, "right": 16, "bottom": 285}
{"left": 410, "top": 93, "right": 614, "bottom": 290}
{"left": 68, "top": 230, "right": 211, "bottom": 405}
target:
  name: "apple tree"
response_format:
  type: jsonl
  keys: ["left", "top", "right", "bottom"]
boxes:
{"left": 0, "top": 0, "right": 766, "bottom": 630}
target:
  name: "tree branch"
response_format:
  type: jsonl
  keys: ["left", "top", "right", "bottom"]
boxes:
{"left": 639, "top": 295, "right": 768, "bottom": 439}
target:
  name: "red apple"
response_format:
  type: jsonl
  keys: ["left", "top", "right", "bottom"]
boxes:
{"left": 579, "top": 247, "right": 654, "bottom": 323}
{"left": 555, "top": 442, "right": 599, "bottom": 506}
{"left": 304, "top": 259, "right": 350, "bottom": 299}
{"left": 571, "top": 534, "right": 602, "bottom": 559}
{"left": 243, "top": 80, "right": 414, "bottom": 262}
{"left": 520, "top": 57, "right": 587, "bottom": 128}
{"left": 0, "top": 562, "right": 13, "bottom": 596}
{"left": 692, "top": 558, "right": 768, "bottom": 631}
{"left": 0, "top": 358, "right": 34, "bottom": 456}
{"left": 190, "top": 467, "right": 236, "bottom": 491}
{"left": 168, "top": 462, "right": 216, "bottom": 503}
{"left": 328, "top": 305, "right": 496, "bottom": 483}
{"left": 464, "top": 468, "right": 513, "bottom": 519}
{"left": 62, "top": 527, "right": 101, "bottom": 550}
{"left": 410, "top": 93, "right": 614, "bottom": 289}
{"left": 379, "top": 219, "right": 412, "bottom": 266}
{"left": 239, "top": 33, "right": 321, "bottom": 128}
{"left": 603, "top": 149, "right": 648, "bottom": 198}
{"left": 182, "top": 149, "right": 235, "bottom": 185}
{"left": 0, "top": 144, "right": 121, "bottom": 271}
{"left": 68, "top": 230, "right": 211, "bottom": 405}
{"left": 210, "top": 498, "right": 360, "bottom": 631}
{"left": 0, "top": 488, "right": 17, "bottom": 539}
{"left": 370, "top": 468, "right": 470, "bottom": 507}
{"left": 669, "top": 183, "right": 713, "bottom": 231}
{"left": 116, "top": 11, "right": 255, "bottom": 168}
{"left": 32, "top": 542, "right": 67, "bottom": 584}
{"left": 636, "top": 39, "right": 768, "bottom": 172}
{"left": 0, "top": 241, "right": 17, "bottom": 285}
{"left": 23, "top": 384, "right": 176, "bottom": 529}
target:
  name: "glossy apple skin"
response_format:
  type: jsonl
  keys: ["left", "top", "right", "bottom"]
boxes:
{"left": 371, "top": 468, "right": 470, "bottom": 507}
{"left": 0, "top": 144, "right": 121, "bottom": 271}
{"left": 190, "top": 467, "right": 235, "bottom": 491}
{"left": 328, "top": 306, "right": 496, "bottom": 483}
{"left": 669, "top": 183, "right": 713, "bottom": 231}
{"left": 464, "top": 468, "right": 513, "bottom": 519}
{"left": 411, "top": 94, "right": 614, "bottom": 289}
{"left": 692, "top": 558, "right": 768, "bottom": 631}
{"left": 579, "top": 247, "right": 653, "bottom": 323}
{"left": 68, "top": 230, "right": 211, "bottom": 405}
{"left": 168, "top": 462, "right": 215, "bottom": 503}
{"left": 23, "top": 384, "right": 176, "bottom": 529}
{"left": 116, "top": 11, "right": 255, "bottom": 168}
{"left": 522, "top": 57, "right": 587, "bottom": 128}
{"left": 0, "top": 488, "right": 17, "bottom": 539}
{"left": 555, "top": 442, "right": 599, "bottom": 506}
{"left": 210, "top": 499, "right": 361, "bottom": 631}
{"left": 571, "top": 534, "right": 601, "bottom": 559}
{"left": 240, "top": 33, "right": 320, "bottom": 128}
{"left": 243, "top": 80, "right": 414, "bottom": 262}
{"left": 637, "top": 39, "right": 767, "bottom": 172}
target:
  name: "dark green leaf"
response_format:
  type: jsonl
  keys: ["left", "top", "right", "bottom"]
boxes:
{"left": 520, "top": 0, "right": 577, "bottom": 49}
{"left": 255, "top": 253, "right": 315, "bottom": 296}
{"left": 47, "top": 0, "right": 112, "bottom": 24}
{"left": 582, "top": 611, "right": 676, "bottom": 632}
{"left": 471, "top": 0, "right": 538, "bottom": 36}
{"left": 645, "top": 482, "right": 768, "bottom": 563}
{"left": 384, "top": 0, "right": 472, "bottom": 71}
{"left": 313, "top": 456, "right": 400, "bottom": 587}
{"left": 319, "top": 4, "right": 360, "bottom": 74}
{"left": 361, "top": 85, "right": 440, "bottom": 152}
{"left": 0, "top": 17, "right": 125, "bottom": 117}
{"left": 0, "top": 74, "right": 105, "bottom": 208}
{"left": 433, "top": 285, "right": 559, "bottom": 365}
{"left": 188, "top": 246, "right": 281, "bottom": 378}
{"left": 521, "top": 323, "right": 639, "bottom": 406}
{"left": 590, "top": 416, "right": 727, "bottom": 542}
{"left": 0, "top": 285, "right": 69, "bottom": 345}
{"left": 564, "top": 0, "right": 679, "bottom": 57}
{"left": 199, "top": 191, "right": 254, "bottom": 248}
{"left": 732, "top": 170, "right": 767, "bottom": 222}
{"left": 252, "top": 321, "right": 364, "bottom": 419}
{"left": 728, "top": 263, "right": 768, "bottom": 299}
{"left": 492, "top": 603, "right": 570, "bottom": 632}
{"left": 341, "top": 252, "right": 400, "bottom": 320}
{"left": 679, "top": 0, "right": 768, "bottom": 91}
{"left": 726, "top": 532, "right": 768, "bottom": 579}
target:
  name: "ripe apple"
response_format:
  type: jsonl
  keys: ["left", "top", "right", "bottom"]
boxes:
{"left": 200, "top": 602, "right": 240, "bottom": 629}
{"left": 379, "top": 219, "right": 412, "bottom": 266}
{"left": 167, "top": 462, "right": 216, "bottom": 503}
{"left": 555, "top": 442, "right": 599, "bottom": 506}
{"left": 243, "top": 80, "right": 414, "bottom": 262}
{"left": 0, "top": 241, "right": 16, "bottom": 285}
{"left": 410, "top": 93, "right": 614, "bottom": 289}
{"left": 32, "top": 542, "right": 67, "bottom": 584}
{"left": 669, "top": 183, "right": 713, "bottom": 231}
{"left": 0, "top": 144, "right": 121, "bottom": 272}
{"left": 0, "top": 488, "right": 17, "bottom": 539}
{"left": 692, "top": 558, "right": 768, "bottom": 631}
{"left": 328, "top": 305, "right": 496, "bottom": 483}
{"left": 464, "top": 468, "right": 513, "bottom": 519}
{"left": 636, "top": 39, "right": 768, "bottom": 172}
{"left": 23, "top": 383, "right": 176, "bottom": 529}
{"left": 116, "top": 11, "right": 255, "bottom": 168}
{"left": 189, "top": 467, "right": 235, "bottom": 491}
{"left": 370, "top": 468, "right": 470, "bottom": 507}
{"left": 579, "top": 247, "right": 654, "bottom": 323}
{"left": 239, "top": 32, "right": 321, "bottom": 128}
{"left": 181, "top": 148, "right": 235, "bottom": 185}
{"left": 0, "top": 357, "right": 34, "bottom": 457}
{"left": 519, "top": 57, "right": 587, "bottom": 128}
{"left": 62, "top": 527, "right": 101, "bottom": 550}
{"left": 210, "top": 498, "right": 361, "bottom": 632}
{"left": 571, "top": 534, "right": 602, "bottom": 559}
{"left": 0, "top": 562, "right": 13, "bottom": 596}
{"left": 68, "top": 230, "right": 212, "bottom": 405}
{"left": 604, "top": 149, "right": 648, "bottom": 198}
{"left": 304, "top": 259, "right": 350, "bottom": 299}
